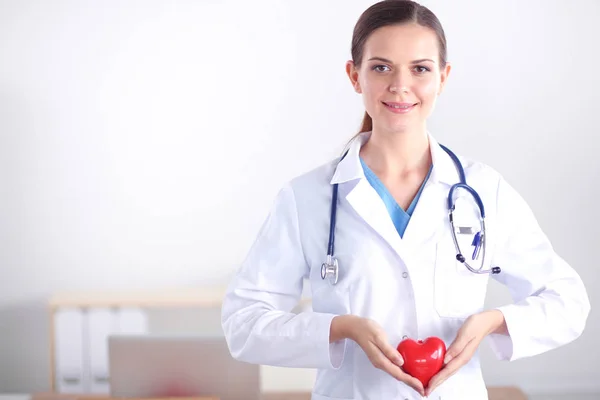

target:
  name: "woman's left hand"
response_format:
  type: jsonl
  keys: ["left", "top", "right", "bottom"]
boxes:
{"left": 425, "top": 309, "right": 508, "bottom": 396}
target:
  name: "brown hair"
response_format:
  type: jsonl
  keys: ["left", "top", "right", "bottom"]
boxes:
{"left": 350, "top": 0, "right": 448, "bottom": 134}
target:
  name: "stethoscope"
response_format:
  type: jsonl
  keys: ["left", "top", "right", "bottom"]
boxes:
{"left": 321, "top": 144, "right": 502, "bottom": 285}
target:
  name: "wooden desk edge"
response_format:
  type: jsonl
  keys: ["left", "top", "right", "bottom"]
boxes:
{"left": 33, "top": 394, "right": 218, "bottom": 400}
{"left": 259, "top": 387, "right": 527, "bottom": 400}
{"left": 31, "top": 386, "right": 527, "bottom": 400}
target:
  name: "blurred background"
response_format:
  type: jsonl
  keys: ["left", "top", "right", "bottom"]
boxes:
{"left": 0, "top": 0, "right": 598, "bottom": 398}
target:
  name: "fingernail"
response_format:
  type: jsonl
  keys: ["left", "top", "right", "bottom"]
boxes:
{"left": 444, "top": 355, "right": 452, "bottom": 364}
{"left": 395, "top": 354, "right": 404, "bottom": 366}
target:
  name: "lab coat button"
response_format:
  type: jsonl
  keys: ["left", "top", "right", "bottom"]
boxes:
{"left": 402, "top": 272, "right": 408, "bottom": 278}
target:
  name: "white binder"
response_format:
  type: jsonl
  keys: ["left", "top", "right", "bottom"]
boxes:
{"left": 87, "top": 308, "right": 118, "bottom": 394}
{"left": 54, "top": 308, "right": 85, "bottom": 393}
{"left": 86, "top": 307, "right": 148, "bottom": 393}
{"left": 54, "top": 306, "right": 149, "bottom": 394}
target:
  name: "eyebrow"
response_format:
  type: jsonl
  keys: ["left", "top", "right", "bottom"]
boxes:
{"left": 367, "top": 57, "right": 436, "bottom": 64}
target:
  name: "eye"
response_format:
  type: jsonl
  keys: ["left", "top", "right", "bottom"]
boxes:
{"left": 414, "top": 65, "right": 431, "bottom": 74}
{"left": 372, "top": 64, "right": 391, "bottom": 73}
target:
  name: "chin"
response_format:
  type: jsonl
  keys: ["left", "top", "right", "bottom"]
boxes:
{"left": 382, "top": 119, "right": 418, "bottom": 134}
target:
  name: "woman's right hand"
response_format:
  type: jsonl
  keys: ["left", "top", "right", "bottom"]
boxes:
{"left": 331, "top": 315, "right": 425, "bottom": 396}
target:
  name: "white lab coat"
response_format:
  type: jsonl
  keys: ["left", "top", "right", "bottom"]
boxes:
{"left": 221, "top": 132, "right": 590, "bottom": 400}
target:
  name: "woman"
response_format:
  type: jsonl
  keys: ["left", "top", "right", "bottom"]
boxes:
{"left": 221, "top": 1, "right": 590, "bottom": 398}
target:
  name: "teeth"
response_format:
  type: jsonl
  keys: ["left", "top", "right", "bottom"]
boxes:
{"left": 388, "top": 104, "right": 410, "bottom": 109}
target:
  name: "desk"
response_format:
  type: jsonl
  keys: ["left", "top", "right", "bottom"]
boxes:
{"left": 487, "top": 387, "right": 529, "bottom": 400}
{"left": 2, "top": 388, "right": 528, "bottom": 400}
{"left": 261, "top": 387, "right": 528, "bottom": 400}
{"left": 0, "top": 395, "right": 30, "bottom": 400}
{"left": 12, "top": 394, "right": 218, "bottom": 400}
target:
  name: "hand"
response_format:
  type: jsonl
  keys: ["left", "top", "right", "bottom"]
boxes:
{"left": 331, "top": 315, "right": 425, "bottom": 396}
{"left": 425, "top": 310, "right": 507, "bottom": 396}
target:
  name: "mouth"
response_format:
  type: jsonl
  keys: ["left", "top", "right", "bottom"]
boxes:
{"left": 382, "top": 101, "right": 418, "bottom": 113}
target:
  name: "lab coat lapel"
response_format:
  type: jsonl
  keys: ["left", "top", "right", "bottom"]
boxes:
{"left": 401, "top": 135, "right": 462, "bottom": 248}
{"left": 330, "top": 131, "right": 458, "bottom": 261}
{"left": 331, "top": 132, "right": 408, "bottom": 258}
{"left": 401, "top": 182, "right": 448, "bottom": 249}
{"left": 345, "top": 178, "right": 406, "bottom": 255}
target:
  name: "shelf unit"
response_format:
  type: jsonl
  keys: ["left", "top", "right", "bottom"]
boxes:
{"left": 48, "top": 287, "right": 311, "bottom": 394}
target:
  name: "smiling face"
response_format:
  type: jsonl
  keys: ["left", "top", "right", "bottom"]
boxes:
{"left": 347, "top": 23, "right": 451, "bottom": 135}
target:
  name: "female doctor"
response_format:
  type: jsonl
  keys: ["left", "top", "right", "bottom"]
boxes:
{"left": 221, "top": 1, "right": 590, "bottom": 399}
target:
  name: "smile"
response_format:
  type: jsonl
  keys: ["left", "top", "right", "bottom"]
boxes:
{"left": 382, "top": 101, "right": 418, "bottom": 114}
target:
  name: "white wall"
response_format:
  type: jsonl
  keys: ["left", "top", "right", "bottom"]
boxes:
{"left": 1, "top": 0, "right": 599, "bottom": 396}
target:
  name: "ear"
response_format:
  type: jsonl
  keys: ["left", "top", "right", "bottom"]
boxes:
{"left": 438, "top": 62, "right": 452, "bottom": 95}
{"left": 346, "top": 60, "right": 362, "bottom": 94}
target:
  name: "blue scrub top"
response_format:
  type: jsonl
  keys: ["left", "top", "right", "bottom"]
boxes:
{"left": 360, "top": 158, "right": 432, "bottom": 238}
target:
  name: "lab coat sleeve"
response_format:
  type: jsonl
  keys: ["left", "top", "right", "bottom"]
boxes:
{"left": 221, "top": 183, "right": 347, "bottom": 369}
{"left": 487, "top": 176, "right": 590, "bottom": 361}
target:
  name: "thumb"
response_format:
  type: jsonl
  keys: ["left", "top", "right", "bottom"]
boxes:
{"left": 444, "top": 335, "right": 470, "bottom": 365}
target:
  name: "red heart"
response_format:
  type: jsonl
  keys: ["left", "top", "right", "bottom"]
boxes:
{"left": 397, "top": 337, "right": 446, "bottom": 387}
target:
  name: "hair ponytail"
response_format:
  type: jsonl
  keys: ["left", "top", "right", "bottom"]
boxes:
{"left": 359, "top": 111, "right": 372, "bottom": 134}
{"left": 343, "top": 111, "right": 372, "bottom": 153}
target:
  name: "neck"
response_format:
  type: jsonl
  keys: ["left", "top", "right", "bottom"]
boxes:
{"left": 359, "top": 126, "right": 431, "bottom": 179}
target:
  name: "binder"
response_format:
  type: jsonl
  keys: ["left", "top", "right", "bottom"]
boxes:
{"left": 54, "top": 308, "right": 85, "bottom": 393}
{"left": 85, "top": 307, "right": 148, "bottom": 394}
{"left": 87, "top": 308, "right": 118, "bottom": 394}
{"left": 53, "top": 304, "right": 149, "bottom": 394}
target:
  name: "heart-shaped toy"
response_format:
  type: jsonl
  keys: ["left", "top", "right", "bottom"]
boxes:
{"left": 397, "top": 336, "right": 446, "bottom": 387}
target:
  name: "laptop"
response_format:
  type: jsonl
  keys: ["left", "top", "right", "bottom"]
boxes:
{"left": 108, "top": 335, "right": 261, "bottom": 400}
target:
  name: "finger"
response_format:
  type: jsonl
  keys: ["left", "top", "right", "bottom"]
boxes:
{"left": 374, "top": 336, "right": 404, "bottom": 367}
{"left": 398, "top": 372, "right": 425, "bottom": 396}
{"left": 444, "top": 333, "right": 472, "bottom": 365}
{"left": 426, "top": 340, "right": 476, "bottom": 396}
{"left": 429, "top": 346, "right": 472, "bottom": 393}
{"left": 367, "top": 342, "right": 403, "bottom": 376}
{"left": 381, "top": 360, "right": 425, "bottom": 396}
{"left": 367, "top": 344, "right": 424, "bottom": 396}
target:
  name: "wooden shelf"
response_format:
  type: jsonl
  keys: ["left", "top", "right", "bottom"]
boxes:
{"left": 48, "top": 287, "right": 228, "bottom": 309}
{"left": 49, "top": 287, "right": 312, "bottom": 309}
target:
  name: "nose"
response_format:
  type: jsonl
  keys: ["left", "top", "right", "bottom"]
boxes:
{"left": 389, "top": 69, "right": 412, "bottom": 94}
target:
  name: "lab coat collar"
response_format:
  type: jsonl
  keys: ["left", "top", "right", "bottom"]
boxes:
{"left": 428, "top": 134, "right": 462, "bottom": 186}
{"left": 331, "top": 130, "right": 452, "bottom": 269}
{"left": 329, "top": 132, "right": 368, "bottom": 185}
{"left": 330, "top": 131, "right": 460, "bottom": 186}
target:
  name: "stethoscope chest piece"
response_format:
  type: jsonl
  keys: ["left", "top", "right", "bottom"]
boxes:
{"left": 321, "top": 255, "right": 339, "bottom": 285}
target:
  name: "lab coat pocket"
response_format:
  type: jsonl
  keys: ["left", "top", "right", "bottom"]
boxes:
{"left": 310, "top": 279, "right": 352, "bottom": 316}
{"left": 434, "top": 230, "right": 489, "bottom": 319}
{"left": 308, "top": 256, "right": 353, "bottom": 316}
